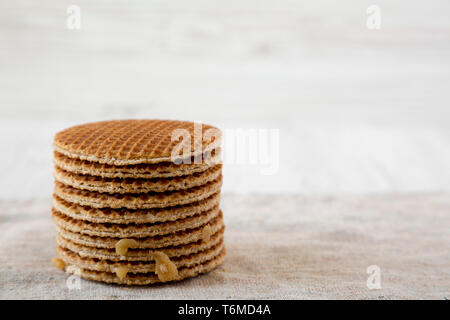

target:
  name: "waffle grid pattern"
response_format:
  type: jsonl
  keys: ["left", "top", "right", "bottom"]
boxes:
{"left": 54, "top": 120, "right": 221, "bottom": 165}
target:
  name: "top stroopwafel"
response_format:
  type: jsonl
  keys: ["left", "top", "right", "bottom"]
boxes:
{"left": 53, "top": 120, "right": 222, "bottom": 165}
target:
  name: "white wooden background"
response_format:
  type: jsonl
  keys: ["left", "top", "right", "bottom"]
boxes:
{"left": 0, "top": 0, "right": 449, "bottom": 199}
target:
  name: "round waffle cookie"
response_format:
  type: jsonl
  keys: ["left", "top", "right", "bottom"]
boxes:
{"left": 56, "top": 213, "right": 225, "bottom": 249}
{"left": 65, "top": 248, "right": 226, "bottom": 285}
{"left": 52, "top": 207, "right": 222, "bottom": 238}
{"left": 51, "top": 119, "right": 225, "bottom": 285}
{"left": 52, "top": 192, "right": 221, "bottom": 224}
{"left": 53, "top": 164, "right": 222, "bottom": 194}
{"left": 57, "top": 240, "right": 224, "bottom": 274}
{"left": 56, "top": 226, "right": 225, "bottom": 261}
{"left": 53, "top": 151, "right": 221, "bottom": 179}
{"left": 54, "top": 176, "right": 222, "bottom": 209}
{"left": 53, "top": 119, "right": 222, "bottom": 165}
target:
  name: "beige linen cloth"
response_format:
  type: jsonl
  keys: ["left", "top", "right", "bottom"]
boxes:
{"left": 0, "top": 193, "right": 449, "bottom": 299}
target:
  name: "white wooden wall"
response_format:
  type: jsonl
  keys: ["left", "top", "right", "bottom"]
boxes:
{"left": 1, "top": 0, "right": 449, "bottom": 198}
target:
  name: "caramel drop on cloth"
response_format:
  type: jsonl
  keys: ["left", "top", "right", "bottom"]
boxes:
{"left": 52, "top": 257, "right": 65, "bottom": 270}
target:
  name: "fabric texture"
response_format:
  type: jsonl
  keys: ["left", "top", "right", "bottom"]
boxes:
{"left": 0, "top": 193, "right": 449, "bottom": 299}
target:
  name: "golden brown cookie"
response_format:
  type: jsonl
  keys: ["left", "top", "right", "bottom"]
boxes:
{"left": 52, "top": 207, "right": 221, "bottom": 238}
{"left": 56, "top": 226, "right": 224, "bottom": 261}
{"left": 53, "top": 164, "right": 222, "bottom": 194}
{"left": 53, "top": 150, "right": 221, "bottom": 179}
{"left": 57, "top": 240, "right": 224, "bottom": 274}
{"left": 53, "top": 120, "right": 222, "bottom": 165}
{"left": 55, "top": 213, "right": 224, "bottom": 249}
{"left": 53, "top": 175, "right": 222, "bottom": 209}
{"left": 52, "top": 192, "right": 221, "bottom": 224}
{"left": 64, "top": 248, "right": 226, "bottom": 285}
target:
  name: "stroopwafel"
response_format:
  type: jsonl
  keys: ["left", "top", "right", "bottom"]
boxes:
{"left": 51, "top": 119, "right": 226, "bottom": 285}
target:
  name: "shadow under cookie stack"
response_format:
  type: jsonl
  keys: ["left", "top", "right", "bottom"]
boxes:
{"left": 51, "top": 119, "right": 225, "bottom": 285}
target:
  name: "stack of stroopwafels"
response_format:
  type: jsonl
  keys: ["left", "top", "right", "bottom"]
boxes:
{"left": 51, "top": 119, "right": 225, "bottom": 285}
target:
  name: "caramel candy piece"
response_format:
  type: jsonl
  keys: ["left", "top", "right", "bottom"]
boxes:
{"left": 115, "top": 266, "right": 129, "bottom": 280}
{"left": 154, "top": 252, "right": 178, "bottom": 282}
{"left": 115, "top": 239, "right": 139, "bottom": 256}
{"left": 52, "top": 257, "right": 65, "bottom": 270}
{"left": 202, "top": 224, "right": 212, "bottom": 243}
